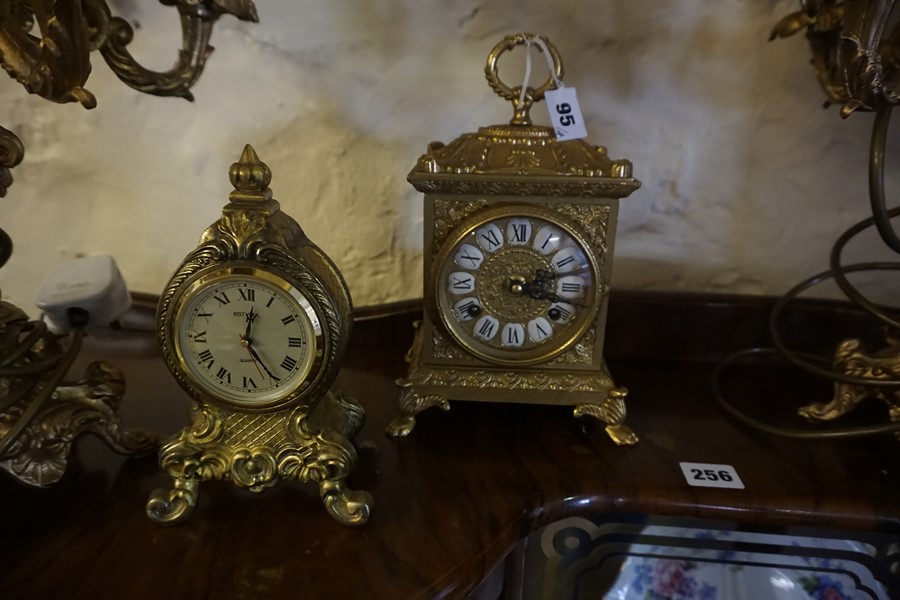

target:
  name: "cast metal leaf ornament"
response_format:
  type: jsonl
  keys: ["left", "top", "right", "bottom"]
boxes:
{"left": 770, "top": 0, "right": 900, "bottom": 116}
{"left": 0, "top": 124, "right": 24, "bottom": 200}
{"left": 0, "top": 0, "right": 107, "bottom": 107}
{"left": 0, "top": 0, "right": 259, "bottom": 220}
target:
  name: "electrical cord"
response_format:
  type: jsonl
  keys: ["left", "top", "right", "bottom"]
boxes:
{"left": 0, "top": 227, "right": 11, "bottom": 270}
{"left": 711, "top": 349, "right": 900, "bottom": 440}
{"left": 711, "top": 111, "right": 900, "bottom": 439}
{"left": 869, "top": 107, "right": 900, "bottom": 254}
{"left": 0, "top": 307, "right": 89, "bottom": 457}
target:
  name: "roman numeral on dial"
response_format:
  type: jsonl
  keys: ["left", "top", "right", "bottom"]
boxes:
{"left": 448, "top": 272, "right": 476, "bottom": 295}
{"left": 475, "top": 223, "right": 504, "bottom": 252}
{"left": 198, "top": 349, "right": 214, "bottom": 368}
{"left": 501, "top": 323, "right": 525, "bottom": 348}
{"left": 213, "top": 292, "right": 230, "bottom": 305}
{"left": 280, "top": 356, "right": 298, "bottom": 371}
{"left": 507, "top": 218, "right": 532, "bottom": 245}
{"left": 453, "top": 243, "right": 485, "bottom": 270}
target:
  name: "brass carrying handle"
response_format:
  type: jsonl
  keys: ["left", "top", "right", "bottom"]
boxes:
{"left": 484, "top": 33, "right": 564, "bottom": 125}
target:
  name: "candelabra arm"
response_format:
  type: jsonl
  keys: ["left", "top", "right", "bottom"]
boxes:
{"left": 99, "top": 0, "right": 258, "bottom": 101}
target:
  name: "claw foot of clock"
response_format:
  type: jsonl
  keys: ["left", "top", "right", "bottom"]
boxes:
{"left": 320, "top": 479, "right": 373, "bottom": 526}
{"left": 387, "top": 386, "right": 451, "bottom": 438}
{"left": 146, "top": 477, "right": 199, "bottom": 525}
{"left": 385, "top": 415, "right": 417, "bottom": 438}
{"left": 573, "top": 387, "right": 638, "bottom": 446}
{"left": 603, "top": 423, "right": 639, "bottom": 446}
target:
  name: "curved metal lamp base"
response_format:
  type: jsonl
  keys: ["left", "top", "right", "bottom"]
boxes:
{"left": 0, "top": 360, "right": 159, "bottom": 487}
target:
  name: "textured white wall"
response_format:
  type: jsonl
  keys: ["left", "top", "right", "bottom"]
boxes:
{"left": 1, "top": 0, "right": 897, "bottom": 314}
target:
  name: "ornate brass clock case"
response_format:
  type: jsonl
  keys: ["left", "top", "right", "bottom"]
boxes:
{"left": 148, "top": 145, "right": 372, "bottom": 526}
{"left": 388, "top": 34, "right": 641, "bottom": 444}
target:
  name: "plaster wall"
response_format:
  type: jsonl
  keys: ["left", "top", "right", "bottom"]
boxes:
{"left": 0, "top": 0, "right": 897, "bottom": 314}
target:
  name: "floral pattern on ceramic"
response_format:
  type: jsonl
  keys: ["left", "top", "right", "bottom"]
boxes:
{"left": 630, "top": 559, "right": 718, "bottom": 600}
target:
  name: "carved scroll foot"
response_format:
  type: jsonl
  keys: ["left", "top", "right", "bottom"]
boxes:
{"left": 146, "top": 477, "right": 199, "bottom": 525}
{"left": 320, "top": 479, "right": 373, "bottom": 527}
{"left": 386, "top": 385, "right": 451, "bottom": 438}
{"left": 573, "top": 387, "right": 638, "bottom": 446}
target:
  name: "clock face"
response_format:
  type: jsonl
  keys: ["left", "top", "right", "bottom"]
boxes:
{"left": 172, "top": 267, "right": 324, "bottom": 409}
{"left": 434, "top": 205, "right": 600, "bottom": 365}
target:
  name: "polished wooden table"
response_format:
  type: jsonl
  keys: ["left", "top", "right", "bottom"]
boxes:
{"left": 1, "top": 291, "right": 898, "bottom": 599}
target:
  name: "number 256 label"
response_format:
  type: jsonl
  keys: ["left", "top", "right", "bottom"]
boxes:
{"left": 679, "top": 462, "right": 745, "bottom": 489}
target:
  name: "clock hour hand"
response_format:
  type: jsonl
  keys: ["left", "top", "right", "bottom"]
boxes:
{"left": 244, "top": 306, "right": 256, "bottom": 340}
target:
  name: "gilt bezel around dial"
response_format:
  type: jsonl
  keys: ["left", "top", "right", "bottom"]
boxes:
{"left": 169, "top": 265, "right": 325, "bottom": 412}
{"left": 434, "top": 204, "right": 601, "bottom": 366}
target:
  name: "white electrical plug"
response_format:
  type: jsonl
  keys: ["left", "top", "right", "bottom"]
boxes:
{"left": 35, "top": 255, "right": 132, "bottom": 331}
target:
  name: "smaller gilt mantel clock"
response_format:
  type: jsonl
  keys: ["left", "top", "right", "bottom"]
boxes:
{"left": 387, "top": 34, "right": 641, "bottom": 444}
{"left": 148, "top": 145, "right": 372, "bottom": 526}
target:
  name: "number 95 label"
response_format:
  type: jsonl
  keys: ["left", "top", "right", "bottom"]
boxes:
{"left": 679, "top": 462, "right": 745, "bottom": 489}
{"left": 545, "top": 87, "right": 588, "bottom": 141}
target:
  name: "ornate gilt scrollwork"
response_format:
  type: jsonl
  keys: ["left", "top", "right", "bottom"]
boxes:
{"left": 100, "top": 0, "right": 259, "bottom": 101}
{"left": 768, "top": 3, "right": 900, "bottom": 439}
{"left": 0, "top": 310, "right": 158, "bottom": 487}
{"left": 0, "top": 0, "right": 258, "bottom": 195}
{"left": 771, "top": 0, "right": 900, "bottom": 116}
{"left": 797, "top": 338, "right": 900, "bottom": 437}
{"left": 388, "top": 323, "right": 451, "bottom": 438}
{"left": 0, "top": 1, "right": 260, "bottom": 487}
{"left": 148, "top": 391, "right": 371, "bottom": 526}
{"left": 0, "top": 0, "right": 258, "bottom": 106}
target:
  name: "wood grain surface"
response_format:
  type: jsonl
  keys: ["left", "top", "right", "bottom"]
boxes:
{"left": 1, "top": 291, "right": 897, "bottom": 599}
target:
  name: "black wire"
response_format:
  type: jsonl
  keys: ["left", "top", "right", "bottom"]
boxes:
{"left": 770, "top": 262, "right": 900, "bottom": 388}
{"left": 711, "top": 109, "right": 900, "bottom": 439}
{"left": 830, "top": 206, "right": 900, "bottom": 330}
{"left": 713, "top": 261, "right": 900, "bottom": 440}
{"left": 0, "top": 227, "right": 11, "bottom": 270}
{"left": 869, "top": 107, "right": 900, "bottom": 254}
{"left": 710, "top": 348, "right": 900, "bottom": 439}
{"left": 0, "top": 320, "right": 47, "bottom": 367}
{"left": 0, "top": 308, "right": 89, "bottom": 457}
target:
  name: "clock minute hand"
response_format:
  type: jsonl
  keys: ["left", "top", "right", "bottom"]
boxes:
{"left": 521, "top": 275, "right": 589, "bottom": 308}
{"left": 245, "top": 342, "right": 279, "bottom": 382}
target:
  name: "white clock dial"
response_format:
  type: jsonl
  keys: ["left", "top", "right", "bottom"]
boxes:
{"left": 175, "top": 271, "right": 322, "bottom": 407}
{"left": 435, "top": 206, "right": 600, "bottom": 366}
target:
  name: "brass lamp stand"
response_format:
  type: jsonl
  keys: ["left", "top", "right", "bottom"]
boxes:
{"left": 713, "top": 1, "right": 900, "bottom": 438}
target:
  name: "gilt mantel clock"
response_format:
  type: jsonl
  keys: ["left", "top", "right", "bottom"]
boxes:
{"left": 148, "top": 145, "right": 372, "bottom": 526}
{"left": 387, "top": 34, "right": 641, "bottom": 444}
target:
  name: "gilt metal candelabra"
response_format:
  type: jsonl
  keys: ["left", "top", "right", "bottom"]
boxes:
{"left": 0, "top": 0, "right": 259, "bottom": 485}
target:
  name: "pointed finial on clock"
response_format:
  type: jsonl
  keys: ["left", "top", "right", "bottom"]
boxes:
{"left": 229, "top": 144, "right": 273, "bottom": 203}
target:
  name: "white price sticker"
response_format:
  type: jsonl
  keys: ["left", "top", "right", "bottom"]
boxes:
{"left": 679, "top": 462, "right": 745, "bottom": 489}
{"left": 545, "top": 87, "right": 587, "bottom": 141}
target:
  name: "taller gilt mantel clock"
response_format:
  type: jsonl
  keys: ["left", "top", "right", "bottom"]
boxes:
{"left": 387, "top": 34, "right": 641, "bottom": 444}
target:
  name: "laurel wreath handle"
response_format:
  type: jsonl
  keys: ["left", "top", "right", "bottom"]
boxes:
{"left": 484, "top": 33, "right": 564, "bottom": 125}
